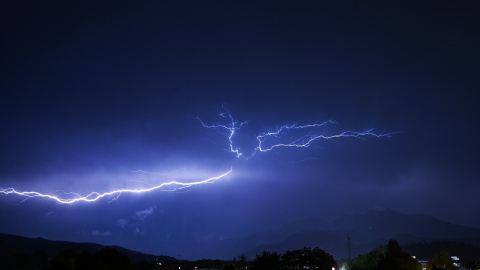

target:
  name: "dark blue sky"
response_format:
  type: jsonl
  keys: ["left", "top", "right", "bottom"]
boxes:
{"left": 1, "top": 1, "right": 479, "bottom": 260}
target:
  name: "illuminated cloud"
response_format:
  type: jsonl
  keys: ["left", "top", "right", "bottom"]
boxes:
{"left": 135, "top": 206, "right": 157, "bottom": 221}
{"left": 116, "top": 218, "right": 128, "bottom": 229}
{"left": 92, "top": 230, "right": 112, "bottom": 236}
{"left": 134, "top": 227, "right": 145, "bottom": 236}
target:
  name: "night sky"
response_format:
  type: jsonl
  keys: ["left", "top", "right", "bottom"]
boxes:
{"left": 1, "top": 1, "right": 479, "bottom": 260}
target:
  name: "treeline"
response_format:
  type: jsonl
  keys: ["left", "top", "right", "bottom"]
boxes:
{"left": 0, "top": 247, "right": 153, "bottom": 270}
{"left": 252, "top": 246, "right": 337, "bottom": 270}
{"left": 351, "top": 239, "right": 480, "bottom": 270}
{"left": 351, "top": 240, "right": 422, "bottom": 270}
{"left": 0, "top": 246, "right": 336, "bottom": 270}
{"left": 402, "top": 240, "right": 480, "bottom": 262}
{"left": 4, "top": 240, "right": 480, "bottom": 270}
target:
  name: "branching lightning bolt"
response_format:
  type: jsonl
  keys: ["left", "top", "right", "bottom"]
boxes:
{"left": 198, "top": 110, "right": 397, "bottom": 159}
{"left": 255, "top": 124, "right": 394, "bottom": 153}
{"left": 0, "top": 169, "right": 232, "bottom": 204}
{"left": 196, "top": 112, "right": 248, "bottom": 158}
{"left": 0, "top": 107, "right": 396, "bottom": 205}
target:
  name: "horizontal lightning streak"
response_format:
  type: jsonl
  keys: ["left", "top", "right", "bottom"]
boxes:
{"left": 0, "top": 169, "right": 232, "bottom": 204}
{"left": 0, "top": 108, "right": 397, "bottom": 205}
{"left": 255, "top": 127, "right": 395, "bottom": 153}
{"left": 198, "top": 111, "right": 397, "bottom": 159}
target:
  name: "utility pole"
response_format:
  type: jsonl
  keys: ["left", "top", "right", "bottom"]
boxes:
{"left": 348, "top": 234, "right": 351, "bottom": 270}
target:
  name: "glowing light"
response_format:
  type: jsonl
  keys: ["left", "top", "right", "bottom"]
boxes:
{"left": 199, "top": 110, "right": 397, "bottom": 159}
{"left": 0, "top": 169, "right": 232, "bottom": 204}
{"left": 197, "top": 111, "right": 247, "bottom": 158}
{"left": 1, "top": 107, "right": 396, "bottom": 204}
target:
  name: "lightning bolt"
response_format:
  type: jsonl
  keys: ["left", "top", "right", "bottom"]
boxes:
{"left": 198, "top": 110, "right": 397, "bottom": 159}
{"left": 0, "top": 107, "right": 396, "bottom": 204}
{"left": 254, "top": 124, "right": 394, "bottom": 153}
{"left": 196, "top": 111, "right": 248, "bottom": 158}
{"left": 0, "top": 169, "right": 232, "bottom": 204}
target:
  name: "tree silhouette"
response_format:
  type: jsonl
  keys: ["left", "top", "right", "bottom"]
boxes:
{"left": 95, "top": 247, "right": 131, "bottom": 270}
{"left": 253, "top": 250, "right": 281, "bottom": 270}
{"left": 75, "top": 251, "right": 96, "bottom": 270}
{"left": 31, "top": 251, "right": 49, "bottom": 269}
{"left": 388, "top": 239, "right": 402, "bottom": 255}
{"left": 50, "top": 249, "right": 77, "bottom": 270}
{"left": 237, "top": 255, "right": 247, "bottom": 269}
{"left": 282, "top": 246, "right": 336, "bottom": 270}
{"left": 3, "top": 253, "right": 30, "bottom": 270}
{"left": 351, "top": 250, "right": 385, "bottom": 270}
{"left": 427, "top": 251, "right": 457, "bottom": 270}
{"left": 375, "top": 240, "right": 422, "bottom": 270}
{"left": 352, "top": 240, "right": 422, "bottom": 270}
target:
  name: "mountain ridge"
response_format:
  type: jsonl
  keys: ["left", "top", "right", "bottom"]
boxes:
{"left": 1, "top": 208, "right": 479, "bottom": 261}
{"left": 218, "top": 208, "right": 480, "bottom": 259}
{"left": 0, "top": 233, "right": 176, "bottom": 263}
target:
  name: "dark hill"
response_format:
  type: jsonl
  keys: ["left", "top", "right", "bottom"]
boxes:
{"left": 220, "top": 208, "right": 480, "bottom": 260}
{"left": 333, "top": 208, "right": 480, "bottom": 242}
{"left": 0, "top": 233, "right": 176, "bottom": 263}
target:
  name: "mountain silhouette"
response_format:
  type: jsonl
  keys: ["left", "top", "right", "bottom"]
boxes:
{"left": 1, "top": 208, "right": 479, "bottom": 261}
{"left": 0, "top": 233, "right": 176, "bottom": 263}
{"left": 218, "top": 208, "right": 480, "bottom": 260}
